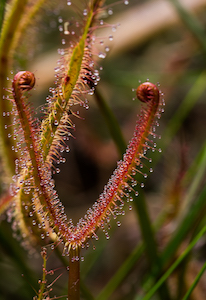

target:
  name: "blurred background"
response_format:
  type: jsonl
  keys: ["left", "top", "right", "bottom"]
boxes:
{"left": 1, "top": 0, "right": 206, "bottom": 299}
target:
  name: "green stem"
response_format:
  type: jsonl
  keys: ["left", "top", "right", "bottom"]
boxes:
{"left": 68, "top": 246, "right": 81, "bottom": 300}
{"left": 94, "top": 88, "right": 127, "bottom": 156}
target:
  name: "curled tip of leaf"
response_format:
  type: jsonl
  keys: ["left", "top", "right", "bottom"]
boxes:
{"left": 13, "top": 71, "right": 36, "bottom": 92}
{"left": 136, "top": 82, "right": 159, "bottom": 103}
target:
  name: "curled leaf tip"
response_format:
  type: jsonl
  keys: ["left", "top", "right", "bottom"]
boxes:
{"left": 13, "top": 71, "right": 36, "bottom": 92}
{"left": 136, "top": 82, "right": 159, "bottom": 103}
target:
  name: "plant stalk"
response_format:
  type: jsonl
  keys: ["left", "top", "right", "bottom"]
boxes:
{"left": 68, "top": 246, "right": 81, "bottom": 300}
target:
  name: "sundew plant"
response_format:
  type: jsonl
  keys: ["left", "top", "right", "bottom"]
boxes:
{"left": 1, "top": 0, "right": 206, "bottom": 300}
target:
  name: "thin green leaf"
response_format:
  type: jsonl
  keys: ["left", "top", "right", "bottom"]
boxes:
{"left": 162, "top": 183, "right": 206, "bottom": 266}
{"left": 141, "top": 224, "right": 206, "bottom": 300}
{"left": 182, "top": 261, "right": 206, "bottom": 300}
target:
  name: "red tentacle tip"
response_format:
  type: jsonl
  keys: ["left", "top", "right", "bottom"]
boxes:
{"left": 136, "top": 82, "right": 159, "bottom": 103}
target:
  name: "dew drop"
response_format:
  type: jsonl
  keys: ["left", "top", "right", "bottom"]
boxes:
{"left": 67, "top": 0, "right": 71, "bottom": 5}
{"left": 124, "top": 0, "right": 129, "bottom": 4}
{"left": 149, "top": 168, "right": 153, "bottom": 173}
{"left": 109, "top": 35, "right": 113, "bottom": 41}
{"left": 108, "top": 8, "right": 113, "bottom": 15}
{"left": 98, "top": 52, "right": 106, "bottom": 59}
{"left": 135, "top": 191, "right": 139, "bottom": 197}
{"left": 83, "top": 9, "right": 88, "bottom": 16}
{"left": 117, "top": 221, "right": 121, "bottom": 227}
{"left": 141, "top": 183, "right": 144, "bottom": 188}
{"left": 105, "top": 46, "right": 110, "bottom": 52}
{"left": 58, "top": 17, "right": 63, "bottom": 23}
{"left": 58, "top": 25, "right": 63, "bottom": 32}
{"left": 62, "top": 39, "right": 66, "bottom": 45}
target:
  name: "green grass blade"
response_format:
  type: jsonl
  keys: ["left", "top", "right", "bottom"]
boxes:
{"left": 182, "top": 261, "right": 206, "bottom": 300}
{"left": 167, "top": 0, "right": 206, "bottom": 54}
{"left": 96, "top": 243, "right": 145, "bottom": 300}
{"left": 181, "top": 140, "right": 206, "bottom": 209}
{"left": 162, "top": 183, "right": 206, "bottom": 266}
{"left": 94, "top": 88, "right": 127, "bottom": 156}
{"left": 96, "top": 210, "right": 169, "bottom": 300}
{"left": 141, "top": 224, "right": 206, "bottom": 300}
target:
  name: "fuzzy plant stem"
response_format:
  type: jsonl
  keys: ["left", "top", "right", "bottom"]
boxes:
{"left": 68, "top": 247, "right": 81, "bottom": 300}
{"left": 38, "top": 249, "right": 47, "bottom": 300}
